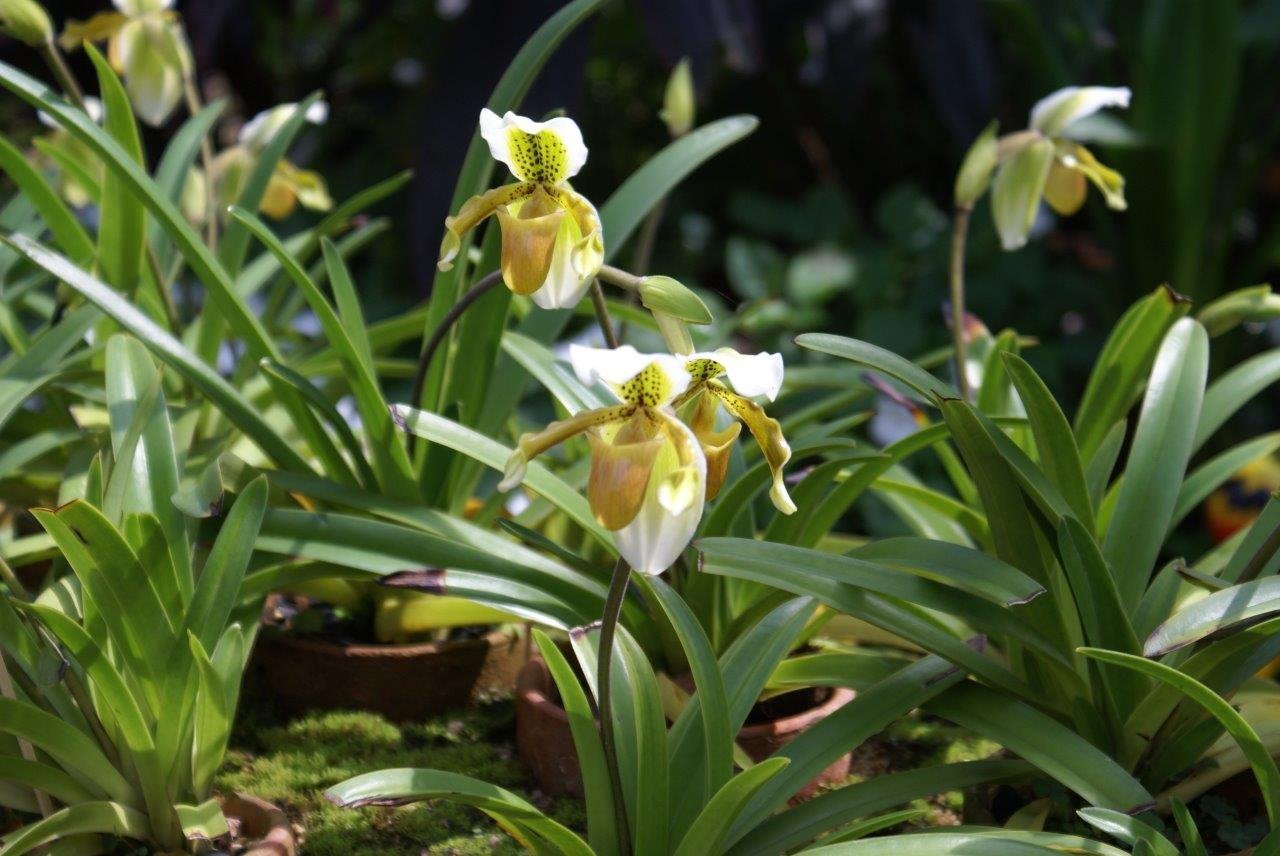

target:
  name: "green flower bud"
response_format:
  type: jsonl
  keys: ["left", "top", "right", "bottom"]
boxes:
{"left": 659, "top": 57, "right": 695, "bottom": 138}
{"left": 639, "top": 274, "right": 713, "bottom": 325}
{"left": 0, "top": 0, "right": 52, "bottom": 46}
{"left": 953, "top": 120, "right": 998, "bottom": 208}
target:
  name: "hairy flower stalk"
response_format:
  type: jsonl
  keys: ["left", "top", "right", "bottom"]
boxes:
{"left": 439, "top": 109, "right": 604, "bottom": 309}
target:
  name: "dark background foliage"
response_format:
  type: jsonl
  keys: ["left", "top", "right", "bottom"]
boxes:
{"left": 12, "top": 0, "right": 1280, "bottom": 417}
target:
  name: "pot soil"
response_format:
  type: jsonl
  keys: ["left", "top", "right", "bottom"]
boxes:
{"left": 250, "top": 626, "right": 526, "bottom": 722}
{"left": 217, "top": 792, "right": 297, "bottom": 856}
{"left": 515, "top": 654, "right": 854, "bottom": 800}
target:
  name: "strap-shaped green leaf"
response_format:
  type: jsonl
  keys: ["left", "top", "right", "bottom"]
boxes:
{"left": 0, "top": 698, "right": 133, "bottom": 804}
{"left": 925, "top": 682, "right": 1153, "bottom": 812}
{"left": 3, "top": 233, "right": 309, "bottom": 472}
{"left": 324, "top": 768, "right": 592, "bottom": 855}
{"left": 0, "top": 802, "right": 150, "bottom": 856}
{"left": 229, "top": 207, "right": 418, "bottom": 500}
{"left": 725, "top": 654, "right": 966, "bottom": 845}
{"left": 1102, "top": 318, "right": 1208, "bottom": 608}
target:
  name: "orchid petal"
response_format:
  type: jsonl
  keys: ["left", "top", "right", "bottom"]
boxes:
{"left": 568, "top": 345, "right": 690, "bottom": 406}
{"left": 548, "top": 184, "right": 604, "bottom": 283}
{"left": 437, "top": 182, "right": 534, "bottom": 272}
{"left": 1043, "top": 160, "right": 1087, "bottom": 216}
{"left": 110, "top": 16, "right": 184, "bottom": 127}
{"left": 687, "top": 348, "right": 784, "bottom": 401}
{"left": 990, "top": 137, "right": 1055, "bottom": 251}
{"left": 1064, "top": 143, "right": 1126, "bottom": 211}
{"left": 239, "top": 99, "right": 329, "bottom": 151}
{"left": 686, "top": 393, "right": 741, "bottom": 502}
{"left": 613, "top": 412, "right": 706, "bottom": 574}
{"left": 114, "top": 0, "right": 174, "bottom": 14}
{"left": 710, "top": 382, "right": 795, "bottom": 514}
{"left": 587, "top": 417, "right": 665, "bottom": 530}
{"left": 1029, "top": 86, "right": 1131, "bottom": 137}
{"left": 498, "top": 403, "right": 632, "bottom": 492}
{"left": 479, "top": 108, "right": 588, "bottom": 184}
{"left": 60, "top": 11, "right": 129, "bottom": 49}
{"left": 496, "top": 187, "right": 566, "bottom": 296}
{"left": 528, "top": 210, "right": 593, "bottom": 309}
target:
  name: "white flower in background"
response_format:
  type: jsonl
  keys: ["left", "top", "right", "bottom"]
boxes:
{"left": 211, "top": 100, "right": 332, "bottom": 221}
{"left": 438, "top": 109, "right": 604, "bottom": 310}
{"left": 499, "top": 345, "right": 704, "bottom": 574}
{"left": 991, "top": 85, "right": 1130, "bottom": 250}
{"left": 61, "top": 0, "right": 192, "bottom": 127}
{"left": 238, "top": 101, "right": 330, "bottom": 152}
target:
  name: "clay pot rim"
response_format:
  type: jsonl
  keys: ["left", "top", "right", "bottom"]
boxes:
{"left": 517, "top": 655, "right": 854, "bottom": 733}
{"left": 262, "top": 625, "right": 518, "bottom": 658}
{"left": 216, "top": 791, "right": 295, "bottom": 856}
{"left": 740, "top": 685, "right": 855, "bottom": 737}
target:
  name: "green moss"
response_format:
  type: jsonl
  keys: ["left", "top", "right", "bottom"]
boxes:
{"left": 218, "top": 701, "right": 584, "bottom": 855}
{"left": 843, "top": 712, "right": 1003, "bottom": 827}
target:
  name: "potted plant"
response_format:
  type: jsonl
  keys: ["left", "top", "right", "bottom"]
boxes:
{"left": 693, "top": 83, "right": 1280, "bottom": 844}
{"left": 0, "top": 334, "right": 297, "bottom": 853}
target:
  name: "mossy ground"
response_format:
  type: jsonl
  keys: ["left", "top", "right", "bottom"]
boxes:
{"left": 846, "top": 713, "right": 1002, "bottom": 826}
{"left": 217, "top": 697, "right": 585, "bottom": 855}
{"left": 215, "top": 696, "right": 988, "bottom": 853}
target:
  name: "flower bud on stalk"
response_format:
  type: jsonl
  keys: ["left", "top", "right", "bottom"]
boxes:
{"left": 0, "top": 0, "right": 52, "bottom": 46}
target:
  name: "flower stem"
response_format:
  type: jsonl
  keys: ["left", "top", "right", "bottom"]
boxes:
{"left": 949, "top": 204, "right": 973, "bottom": 401}
{"left": 38, "top": 40, "right": 85, "bottom": 111}
{"left": 596, "top": 263, "right": 642, "bottom": 292}
{"left": 405, "top": 270, "right": 504, "bottom": 455}
{"left": 597, "top": 557, "right": 633, "bottom": 856}
{"left": 590, "top": 278, "right": 620, "bottom": 348}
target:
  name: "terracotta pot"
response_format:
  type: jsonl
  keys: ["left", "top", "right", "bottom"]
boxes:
{"left": 249, "top": 627, "right": 526, "bottom": 722}
{"left": 218, "top": 792, "right": 296, "bottom": 856}
{"left": 515, "top": 655, "right": 854, "bottom": 800}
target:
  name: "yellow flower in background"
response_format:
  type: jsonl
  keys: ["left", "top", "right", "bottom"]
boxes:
{"left": 211, "top": 101, "right": 332, "bottom": 220}
{"left": 500, "top": 346, "right": 704, "bottom": 574}
{"left": 674, "top": 348, "right": 795, "bottom": 514}
{"left": 61, "top": 0, "right": 191, "bottom": 127}
{"left": 991, "top": 85, "right": 1130, "bottom": 250}
{"left": 438, "top": 109, "right": 604, "bottom": 310}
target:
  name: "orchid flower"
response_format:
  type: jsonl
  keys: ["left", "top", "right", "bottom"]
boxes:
{"left": 438, "top": 109, "right": 604, "bottom": 310}
{"left": 673, "top": 348, "right": 796, "bottom": 514}
{"left": 499, "top": 346, "right": 704, "bottom": 574}
{"left": 211, "top": 101, "right": 332, "bottom": 220}
{"left": 61, "top": 0, "right": 192, "bottom": 127}
{"left": 991, "top": 86, "right": 1130, "bottom": 250}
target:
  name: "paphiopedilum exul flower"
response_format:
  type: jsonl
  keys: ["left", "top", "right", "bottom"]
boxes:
{"left": 991, "top": 86, "right": 1130, "bottom": 250}
{"left": 61, "top": 0, "right": 192, "bottom": 127}
{"left": 673, "top": 348, "right": 796, "bottom": 514}
{"left": 438, "top": 109, "right": 604, "bottom": 310}
{"left": 211, "top": 101, "right": 332, "bottom": 220}
{"left": 499, "top": 345, "right": 704, "bottom": 574}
